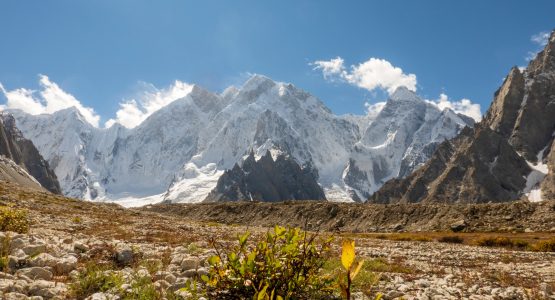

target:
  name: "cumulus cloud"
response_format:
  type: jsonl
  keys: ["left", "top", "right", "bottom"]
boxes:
{"left": 0, "top": 75, "right": 100, "bottom": 127}
{"left": 426, "top": 93, "right": 482, "bottom": 121}
{"left": 105, "top": 80, "right": 193, "bottom": 129}
{"left": 312, "top": 57, "right": 417, "bottom": 94}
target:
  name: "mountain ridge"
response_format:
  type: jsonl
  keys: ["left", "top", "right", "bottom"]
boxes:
{"left": 6, "top": 75, "right": 473, "bottom": 206}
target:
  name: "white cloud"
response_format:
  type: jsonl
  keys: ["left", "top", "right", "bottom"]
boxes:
{"left": 526, "top": 30, "right": 552, "bottom": 61}
{"left": 105, "top": 80, "right": 193, "bottom": 129}
{"left": 312, "top": 57, "right": 417, "bottom": 94}
{"left": 426, "top": 93, "right": 482, "bottom": 121}
{"left": 312, "top": 57, "right": 345, "bottom": 79}
{"left": 0, "top": 75, "right": 100, "bottom": 127}
{"left": 531, "top": 31, "right": 550, "bottom": 46}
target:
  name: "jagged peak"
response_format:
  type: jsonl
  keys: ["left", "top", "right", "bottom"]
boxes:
{"left": 52, "top": 106, "right": 88, "bottom": 122}
{"left": 188, "top": 84, "right": 209, "bottom": 96}
{"left": 389, "top": 86, "right": 421, "bottom": 102}
{"left": 241, "top": 74, "right": 277, "bottom": 91}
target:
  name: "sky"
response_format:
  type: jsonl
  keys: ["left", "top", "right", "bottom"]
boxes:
{"left": 0, "top": 1, "right": 554, "bottom": 128}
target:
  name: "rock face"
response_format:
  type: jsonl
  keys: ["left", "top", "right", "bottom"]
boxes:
{"left": 371, "top": 30, "right": 555, "bottom": 204}
{"left": 0, "top": 113, "right": 61, "bottom": 193}
{"left": 204, "top": 150, "right": 326, "bottom": 202}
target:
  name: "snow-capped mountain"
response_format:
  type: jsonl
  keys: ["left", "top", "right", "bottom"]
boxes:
{"left": 371, "top": 30, "right": 555, "bottom": 204}
{"left": 344, "top": 87, "right": 473, "bottom": 200}
{"left": 7, "top": 75, "right": 473, "bottom": 206}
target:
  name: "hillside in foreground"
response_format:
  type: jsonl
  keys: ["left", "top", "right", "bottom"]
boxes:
{"left": 0, "top": 181, "right": 554, "bottom": 299}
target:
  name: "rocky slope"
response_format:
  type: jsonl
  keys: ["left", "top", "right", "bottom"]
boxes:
{"left": 203, "top": 150, "right": 326, "bottom": 202}
{"left": 0, "top": 113, "right": 60, "bottom": 193}
{"left": 7, "top": 76, "right": 472, "bottom": 205}
{"left": 1, "top": 181, "right": 554, "bottom": 299}
{"left": 146, "top": 199, "right": 555, "bottom": 233}
{"left": 371, "top": 30, "right": 555, "bottom": 204}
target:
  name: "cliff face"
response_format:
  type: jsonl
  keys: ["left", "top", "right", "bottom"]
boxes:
{"left": 371, "top": 30, "right": 555, "bottom": 204}
{"left": 0, "top": 113, "right": 61, "bottom": 193}
{"left": 204, "top": 150, "right": 326, "bottom": 202}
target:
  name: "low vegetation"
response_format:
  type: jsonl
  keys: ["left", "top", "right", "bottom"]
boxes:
{"left": 70, "top": 263, "right": 124, "bottom": 298}
{"left": 438, "top": 235, "right": 464, "bottom": 244}
{"left": 0, "top": 205, "right": 29, "bottom": 233}
{"left": 367, "top": 232, "right": 555, "bottom": 252}
{"left": 475, "top": 237, "right": 529, "bottom": 250}
{"left": 531, "top": 238, "right": 555, "bottom": 252}
{"left": 0, "top": 233, "right": 11, "bottom": 272}
{"left": 200, "top": 226, "right": 335, "bottom": 299}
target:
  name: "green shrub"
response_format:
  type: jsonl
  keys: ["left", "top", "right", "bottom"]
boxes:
{"left": 201, "top": 226, "right": 335, "bottom": 299}
{"left": 438, "top": 236, "right": 464, "bottom": 244}
{"left": 0, "top": 206, "right": 29, "bottom": 233}
{"left": 121, "top": 273, "right": 161, "bottom": 300}
{"left": 69, "top": 263, "right": 124, "bottom": 298}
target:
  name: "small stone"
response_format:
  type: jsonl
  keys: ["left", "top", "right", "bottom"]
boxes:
{"left": 74, "top": 242, "right": 89, "bottom": 253}
{"left": 154, "top": 279, "right": 170, "bottom": 290}
{"left": 29, "top": 253, "right": 57, "bottom": 268}
{"left": 9, "top": 237, "right": 28, "bottom": 252}
{"left": 22, "top": 244, "right": 47, "bottom": 256}
{"left": 397, "top": 284, "right": 410, "bottom": 292}
{"left": 54, "top": 256, "right": 78, "bottom": 274}
{"left": 385, "top": 290, "right": 404, "bottom": 299}
{"left": 3, "top": 292, "right": 28, "bottom": 300}
{"left": 115, "top": 245, "right": 134, "bottom": 266}
{"left": 165, "top": 273, "right": 177, "bottom": 284}
{"left": 16, "top": 267, "right": 53, "bottom": 280}
{"left": 181, "top": 258, "right": 200, "bottom": 271}
{"left": 28, "top": 280, "right": 55, "bottom": 297}
{"left": 86, "top": 292, "right": 120, "bottom": 300}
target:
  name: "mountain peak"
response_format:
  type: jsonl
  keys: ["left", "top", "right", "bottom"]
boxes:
{"left": 242, "top": 74, "right": 277, "bottom": 91}
{"left": 389, "top": 86, "right": 420, "bottom": 102}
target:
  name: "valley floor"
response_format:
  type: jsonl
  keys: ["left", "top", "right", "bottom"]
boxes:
{"left": 0, "top": 181, "right": 554, "bottom": 299}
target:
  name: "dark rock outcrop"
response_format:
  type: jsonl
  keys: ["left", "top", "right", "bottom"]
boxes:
{"left": 0, "top": 113, "right": 61, "bottom": 193}
{"left": 204, "top": 150, "right": 326, "bottom": 202}
{"left": 371, "top": 30, "right": 555, "bottom": 203}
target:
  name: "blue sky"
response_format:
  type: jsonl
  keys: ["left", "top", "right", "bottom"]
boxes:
{"left": 0, "top": 1, "right": 554, "bottom": 127}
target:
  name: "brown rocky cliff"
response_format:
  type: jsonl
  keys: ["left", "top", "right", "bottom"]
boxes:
{"left": 371, "top": 30, "right": 555, "bottom": 203}
{"left": 0, "top": 113, "right": 61, "bottom": 194}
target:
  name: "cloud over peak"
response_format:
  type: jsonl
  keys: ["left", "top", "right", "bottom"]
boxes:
{"left": 105, "top": 80, "right": 193, "bottom": 129}
{"left": 426, "top": 93, "right": 482, "bottom": 121}
{"left": 0, "top": 75, "right": 100, "bottom": 127}
{"left": 312, "top": 57, "right": 417, "bottom": 94}
{"left": 1, "top": 75, "right": 194, "bottom": 129}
